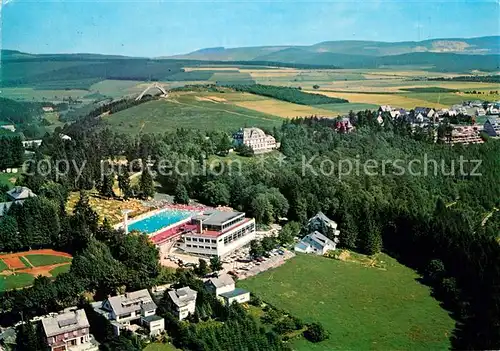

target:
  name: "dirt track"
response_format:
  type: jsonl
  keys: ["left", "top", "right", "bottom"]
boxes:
{"left": 0, "top": 249, "right": 72, "bottom": 277}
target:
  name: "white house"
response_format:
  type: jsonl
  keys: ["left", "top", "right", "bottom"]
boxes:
{"left": 294, "top": 231, "right": 338, "bottom": 255}
{"left": 0, "top": 125, "right": 16, "bottom": 132}
{"left": 307, "top": 212, "right": 341, "bottom": 238}
{"left": 95, "top": 289, "right": 164, "bottom": 336}
{"left": 204, "top": 273, "right": 250, "bottom": 305}
{"left": 167, "top": 287, "right": 197, "bottom": 320}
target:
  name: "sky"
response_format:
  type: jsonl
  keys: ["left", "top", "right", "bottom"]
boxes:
{"left": 1, "top": 0, "right": 499, "bottom": 57}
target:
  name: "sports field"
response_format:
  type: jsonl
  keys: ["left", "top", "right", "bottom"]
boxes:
{"left": 238, "top": 253, "right": 454, "bottom": 351}
{"left": 0, "top": 249, "right": 73, "bottom": 291}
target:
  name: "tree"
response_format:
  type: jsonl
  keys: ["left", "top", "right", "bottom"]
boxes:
{"left": 201, "top": 181, "right": 230, "bottom": 206}
{"left": 313, "top": 84, "right": 320, "bottom": 89}
{"left": 278, "top": 221, "right": 300, "bottom": 246}
{"left": 0, "top": 215, "right": 21, "bottom": 252}
{"left": 117, "top": 171, "right": 132, "bottom": 199}
{"left": 195, "top": 258, "right": 210, "bottom": 277}
{"left": 100, "top": 174, "right": 115, "bottom": 198}
{"left": 304, "top": 322, "right": 329, "bottom": 343}
{"left": 174, "top": 183, "right": 190, "bottom": 205}
{"left": 139, "top": 168, "right": 155, "bottom": 199}
{"left": 16, "top": 320, "right": 44, "bottom": 351}
{"left": 209, "top": 256, "right": 223, "bottom": 273}
{"left": 249, "top": 240, "right": 264, "bottom": 258}
{"left": 261, "top": 236, "right": 276, "bottom": 253}
{"left": 216, "top": 133, "right": 233, "bottom": 156}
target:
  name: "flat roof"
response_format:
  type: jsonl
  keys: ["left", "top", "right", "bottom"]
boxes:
{"left": 186, "top": 217, "right": 253, "bottom": 238}
{"left": 219, "top": 288, "right": 249, "bottom": 299}
{"left": 194, "top": 210, "right": 244, "bottom": 226}
{"left": 142, "top": 315, "right": 163, "bottom": 323}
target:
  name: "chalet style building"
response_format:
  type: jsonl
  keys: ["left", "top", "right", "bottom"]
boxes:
{"left": 41, "top": 308, "right": 98, "bottom": 351}
{"left": 93, "top": 289, "right": 164, "bottom": 337}
{"left": 233, "top": 127, "right": 279, "bottom": 154}
{"left": 295, "top": 212, "right": 340, "bottom": 255}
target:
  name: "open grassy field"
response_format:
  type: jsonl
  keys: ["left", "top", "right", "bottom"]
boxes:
{"left": 0, "top": 273, "right": 35, "bottom": 291}
{"left": 0, "top": 260, "right": 8, "bottom": 272}
{"left": 238, "top": 253, "right": 454, "bottom": 351}
{"left": 307, "top": 90, "right": 448, "bottom": 109}
{"left": 24, "top": 254, "right": 72, "bottom": 267}
{"left": 0, "top": 173, "right": 18, "bottom": 188}
{"left": 0, "top": 87, "right": 90, "bottom": 102}
{"left": 106, "top": 93, "right": 284, "bottom": 134}
{"left": 144, "top": 343, "right": 180, "bottom": 351}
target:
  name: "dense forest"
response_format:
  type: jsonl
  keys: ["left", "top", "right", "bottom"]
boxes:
{"left": 430, "top": 74, "right": 500, "bottom": 83}
{"left": 230, "top": 84, "right": 349, "bottom": 105}
{"left": 0, "top": 97, "right": 43, "bottom": 125}
{"left": 0, "top": 137, "right": 24, "bottom": 171}
{"left": 0, "top": 107, "right": 499, "bottom": 349}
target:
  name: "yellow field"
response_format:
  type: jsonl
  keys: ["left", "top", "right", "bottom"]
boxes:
{"left": 183, "top": 67, "right": 241, "bottom": 72}
{"left": 307, "top": 90, "right": 447, "bottom": 109}
{"left": 232, "top": 99, "right": 338, "bottom": 118}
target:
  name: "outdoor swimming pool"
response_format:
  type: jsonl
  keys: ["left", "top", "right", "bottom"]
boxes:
{"left": 128, "top": 209, "right": 192, "bottom": 234}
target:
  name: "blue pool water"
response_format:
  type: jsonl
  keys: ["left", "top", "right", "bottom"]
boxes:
{"left": 128, "top": 210, "right": 192, "bottom": 234}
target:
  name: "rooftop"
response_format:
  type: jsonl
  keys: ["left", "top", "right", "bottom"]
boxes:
{"left": 168, "top": 287, "right": 197, "bottom": 307}
{"left": 219, "top": 288, "right": 249, "bottom": 299}
{"left": 142, "top": 315, "right": 164, "bottom": 323}
{"left": 6, "top": 186, "right": 36, "bottom": 202}
{"left": 106, "top": 289, "right": 156, "bottom": 316}
{"left": 206, "top": 273, "right": 235, "bottom": 289}
{"left": 193, "top": 209, "right": 244, "bottom": 226}
{"left": 41, "top": 309, "right": 90, "bottom": 338}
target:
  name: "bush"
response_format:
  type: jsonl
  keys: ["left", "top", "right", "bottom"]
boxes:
{"left": 304, "top": 322, "right": 329, "bottom": 343}
{"left": 250, "top": 294, "right": 262, "bottom": 306}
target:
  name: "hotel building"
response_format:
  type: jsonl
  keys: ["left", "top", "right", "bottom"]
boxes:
{"left": 180, "top": 210, "right": 256, "bottom": 258}
{"left": 233, "top": 127, "right": 279, "bottom": 154}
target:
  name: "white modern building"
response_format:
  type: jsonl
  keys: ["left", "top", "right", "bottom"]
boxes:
{"left": 93, "top": 289, "right": 164, "bottom": 337}
{"left": 41, "top": 308, "right": 99, "bottom": 351}
{"left": 167, "top": 287, "right": 197, "bottom": 320}
{"left": 180, "top": 210, "right": 256, "bottom": 258}
{"left": 233, "top": 127, "right": 279, "bottom": 154}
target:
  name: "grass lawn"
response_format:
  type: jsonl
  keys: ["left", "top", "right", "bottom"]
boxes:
{"left": 238, "top": 253, "right": 454, "bottom": 351}
{"left": 144, "top": 343, "right": 180, "bottom": 351}
{"left": 49, "top": 264, "right": 71, "bottom": 277}
{"left": 0, "top": 273, "right": 35, "bottom": 291}
{"left": 24, "top": 254, "right": 72, "bottom": 267}
{"left": 0, "top": 260, "right": 8, "bottom": 272}
{"left": 19, "top": 256, "right": 32, "bottom": 268}
{"left": 105, "top": 95, "right": 283, "bottom": 134}
{"left": 0, "top": 173, "right": 18, "bottom": 189}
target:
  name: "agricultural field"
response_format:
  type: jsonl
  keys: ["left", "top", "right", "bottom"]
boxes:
{"left": 0, "top": 249, "right": 73, "bottom": 291}
{"left": 144, "top": 343, "right": 180, "bottom": 351}
{"left": 238, "top": 253, "right": 454, "bottom": 351}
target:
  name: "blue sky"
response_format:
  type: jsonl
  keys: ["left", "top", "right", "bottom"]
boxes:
{"left": 1, "top": 0, "right": 499, "bottom": 57}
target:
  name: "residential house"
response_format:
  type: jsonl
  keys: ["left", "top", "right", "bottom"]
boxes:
{"left": 94, "top": 289, "right": 164, "bottom": 336}
{"left": 167, "top": 287, "right": 197, "bottom": 320}
{"left": 0, "top": 327, "right": 16, "bottom": 351}
{"left": 0, "top": 186, "right": 36, "bottom": 218}
{"left": 41, "top": 308, "right": 98, "bottom": 351}
{"left": 294, "top": 231, "right": 338, "bottom": 255}
{"left": 414, "top": 107, "right": 435, "bottom": 122}
{"left": 22, "top": 140, "right": 43, "bottom": 148}
{"left": 306, "top": 212, "right": 341, "bottom": 238}
{"left": 0, "top": 125, "right": 16, "bottom": 132}
{"left": 205, "top": 273, "right": 250, "bottom": 306}
{"left": 487, "top": 105, "right": 499, "bottom": 115}
{"left": 335, "top": 117, "right": 354, "bottom": 133}
{"left": 233, "top": 127, "right": 279, "bottom": 154}
{"left": 59, "top": 134, "right": 72, "bottom": 141}
{"left": 484, "top": 117, "right": 500, "bottom": 137}
{"left": 476, "top": 108, "right": 486, "bottom": 116}
{"left": 42, "top": 106, "right": 54, "bottom": 112}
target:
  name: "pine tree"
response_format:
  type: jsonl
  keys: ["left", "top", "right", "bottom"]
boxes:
{"left": 139, "top": 168, "right": 155, "bottom": 199}
{"left": 174, "top": 183, "right": 190, "bottom": 205}
{"left": 99, "top": 174, "right": 115, "bottom": 198}
{"left": 118, "top": 171, "right": 132, "bottom": 199}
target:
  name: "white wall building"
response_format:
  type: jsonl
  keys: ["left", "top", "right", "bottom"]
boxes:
{"left": 294, "top": 231, "right": 338, "bottom": 255}
{"left": 205, "top": 274, "right": 250, "bottom": 306}
{"left": 167, "top": 287, "right": 197, "bottom": 320}
{"left": 233, "top": 127, "right": 279, "bottom": 154}
{"left": 180, "top": 210, "right": 256, "bottom": 258}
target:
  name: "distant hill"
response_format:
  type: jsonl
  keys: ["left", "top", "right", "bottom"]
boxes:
{"left": 171, "top": 36, "right": 500, "bottom": 61}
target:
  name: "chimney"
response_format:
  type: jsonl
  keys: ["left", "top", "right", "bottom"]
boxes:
{"left": 199, "top": 219, "right": 203, "bottom": 234}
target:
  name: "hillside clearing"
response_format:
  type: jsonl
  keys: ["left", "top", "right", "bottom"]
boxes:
{"left": 238, "top": 253, "right": 454, "bottom": 351}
